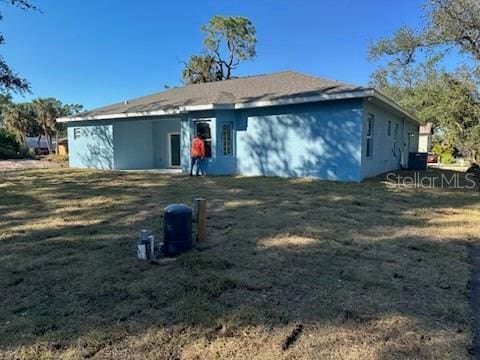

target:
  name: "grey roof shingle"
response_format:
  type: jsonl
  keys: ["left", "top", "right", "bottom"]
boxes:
{"left": 77, "top": 71, "right": 366, "bottom": 117}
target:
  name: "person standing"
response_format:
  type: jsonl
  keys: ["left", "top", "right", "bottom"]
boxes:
{"left": 190, "top": 135, "right": 205, "bottom": 176}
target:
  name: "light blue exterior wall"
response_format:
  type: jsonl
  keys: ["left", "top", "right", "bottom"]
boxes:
{"left": 68, "top": 122, "right": 114, "bottom": 169}
{"left": 113, "top": 119, "right": 154, "bottom": 170}
{"left": 178, "top": 101, "right": 363, "bottom": 180}
{"left": 234, "top": 100, "right": 363, "bottom": 181}
{"left": 360, "top": 100, "right": 419, "bottom": 179}
{"left": 68, "top": 117, "right": 181, "bottom": 170}
{"left": 67, "top": 98, "right": 418, "bottom": 182}
{"left": 152, "top": 119, "right": 181, "bottom": 168}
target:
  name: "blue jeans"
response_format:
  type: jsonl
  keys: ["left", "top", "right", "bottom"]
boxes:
{"left": 190, "top": 156, "right": 203, "bottom": 176}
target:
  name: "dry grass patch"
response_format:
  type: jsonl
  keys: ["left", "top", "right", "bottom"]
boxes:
{"left": 0, "top": 168, "right": 479, "bottom": 359}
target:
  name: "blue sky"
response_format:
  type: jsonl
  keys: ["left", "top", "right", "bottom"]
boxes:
{"left": 2, "top": 0, "right": 425, "bottom": 109}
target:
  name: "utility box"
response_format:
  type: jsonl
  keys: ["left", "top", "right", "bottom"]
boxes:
{"left": 409, "top": 152, "right": 428, "bottom": 170}
{"left": 161, "top": 204, "right": 192, "bottom": 256}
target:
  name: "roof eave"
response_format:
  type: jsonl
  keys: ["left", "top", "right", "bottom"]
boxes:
{"left": 56, "top": 90, "right": 372, "bottom": 123}
{"left": 56, "top": 89, "right": 421, "bottom": 124}
{"left": 371, "top": 90, "right": 422, "bottom": 125}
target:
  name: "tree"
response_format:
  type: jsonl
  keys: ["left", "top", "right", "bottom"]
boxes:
{"left": 182, "top": 16, "right": 256, "bottom": 84}
{"left": 32, "top": 98, "right": 62, "bottom": 154}
{"left": 3, "top": 98, "right": 83, "bottom": 153}
{"left": 0, "top": 93, "right": 12, "bottom": 126}
{"left": 369, "top": 0, "right": 480, "bottom": 73}
{"left": 54, "top": 102, "right": 83, "bottom": 153}
{"left": 182, "top": 54, "right": 221, "bottom": 84}
{"left": 372, "top": 64, "right": 480, "bottom": 163}
{"left": 369, "top": 0, "right": 480, "bottom": 164}
{"left": 3, "top": 102, "right": 36, "bottom": 145}
{"left": 0, "top": 0, "right": 37, "bottom": 94}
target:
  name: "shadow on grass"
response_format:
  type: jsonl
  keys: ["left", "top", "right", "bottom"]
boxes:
{"left": 0, "top": 168, "right": 479, "bottom": 357}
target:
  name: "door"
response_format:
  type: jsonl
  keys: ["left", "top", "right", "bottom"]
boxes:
{"left": 169, "top": 133, "right": 181, "bottom": 167}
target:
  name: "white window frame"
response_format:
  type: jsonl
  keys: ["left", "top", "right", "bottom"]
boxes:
{"left": 193, "top": 119, "right": 213, "bottom": 158}
{"left": 221, "top": 122, "right": 233, "bottom": 156}
{"left": 366, "top": 114, "right": 375, "bottom": 159}
{"left": 73, "top": 128, "right": 81, "bottom": 140}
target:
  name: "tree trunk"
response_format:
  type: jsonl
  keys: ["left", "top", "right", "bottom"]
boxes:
{"left": 43, "top": 124, "right": 52, "bottom": 154}
{"left": 55, "top": 132, "right": 59, "bottom": 154}
{"left": 465, "top": 148, "right": 478, "bottom": 165}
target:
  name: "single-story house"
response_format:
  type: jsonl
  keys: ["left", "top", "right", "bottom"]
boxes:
{"left": 57, "top": 71, "right": 420, "bottom": 181}
{"left": 26, "top": 136, "right": 49, "bottom": 155}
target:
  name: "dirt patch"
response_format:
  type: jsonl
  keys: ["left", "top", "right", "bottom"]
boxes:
{"left": 0, "top": 159, "right": 64, "bottom": 170}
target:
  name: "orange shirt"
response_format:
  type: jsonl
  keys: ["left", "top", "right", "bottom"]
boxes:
{"left": 191, "top": 137, "right": 205, "bottom": 157}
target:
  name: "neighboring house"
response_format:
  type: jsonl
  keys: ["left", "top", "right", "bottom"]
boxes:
{"left": 418, "top": 123, "right": 433, "bottom": 153}
{"left": 26, "top": 136, "right": 49, "bottom": 155}
{"left": 57, "top": 138, "right": 68, "bottom": 156}
{"left": 57, "top": 71, "right": 420, "bottom": 181}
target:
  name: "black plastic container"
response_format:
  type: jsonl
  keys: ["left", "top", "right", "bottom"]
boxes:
{"left": 161, "top": 204, "right": 192, "bottom": 256}
{"left": 408, "top": 152, "right": 428, "bottom": 170}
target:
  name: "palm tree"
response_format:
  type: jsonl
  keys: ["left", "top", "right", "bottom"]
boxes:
{"left": 0, "top": 94, "right": 13, "bottom": 127}
{"left": 32, "top": 98, "right": 62, "bottom": 154}
{"left": 3, "top": 103, "right": 35, "bottom": 146}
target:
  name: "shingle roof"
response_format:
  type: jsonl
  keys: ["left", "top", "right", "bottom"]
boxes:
{"left": 76, "top": 71, "right": 366, "bottom": 118}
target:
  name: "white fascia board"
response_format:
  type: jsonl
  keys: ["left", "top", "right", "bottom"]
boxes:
{"left": 56, "top": 104, "right": 235, "bottom": 123}
{"left": 57, "top": 90, "right": 371, "bottom": 123}
{"left": 56, "top": 108, "right": 188, "bottom": 123}
{"left": 372, "top": 90, "right": 421, "bottom": 125}
{"left": 233, "top": 89, "right": 373, "bottom": 109}
{"left": 56, "top": 88, "right": 420, "bottom": 124}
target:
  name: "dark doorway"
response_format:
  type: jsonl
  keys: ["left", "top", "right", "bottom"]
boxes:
{"left": 169, "top": 133, "right": 181, "bottom": 167}
{"left": 195, "top": 121, "right": 212, "bottom": 158}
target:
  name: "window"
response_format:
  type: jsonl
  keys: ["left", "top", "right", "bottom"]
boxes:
{"left": 366, "top": 114, "right": 374, "bottom": 158}
{"left": 73, "top": 128, "right": 81, "bottom": 140}
{"left": 221, "top": 123, "right": 233, "bottom": 156}
{"left": 393, "top": 123, "right": 399, "bottom": 157}
{"left": 195, "top": 121, "right": 212, "bottom": 157}
{"left": 387, "top": 120, "right": 392, "bottom": 136}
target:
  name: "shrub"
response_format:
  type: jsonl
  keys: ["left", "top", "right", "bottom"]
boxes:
{"left": 432, "top": 143, "right": 456, "bottom": 164}
{"left": 441, "top": 150, "right": 455, "bottom": 164}
{"left": 0, "top": 128, "right": 20, "bottom": 153}
{"left": 432, "top": 143, "right": 443, "bottom": 157}
{"left": 0, "top": 146, "right": 18, "bottom": 159}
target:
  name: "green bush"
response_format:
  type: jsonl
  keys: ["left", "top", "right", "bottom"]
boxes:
{"left": 0, "top": 128, "right": 32, "bottom": 160}
{"left": 0, "top": 128, "right": 20, "bottom": 153}
{"left": 0, "top": 146, "right": 18, "bottom": 159}
{"left": 441, "top": 151, "right": 455, "bottom": 164}
{"left": 432, "top": 143, "right": 456, "bottom": 164}
{"left": 431, "top": 143, "right": 443, "bottom": 157}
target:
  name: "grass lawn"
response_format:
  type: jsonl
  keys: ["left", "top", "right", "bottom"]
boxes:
{"left": 1, "top": 168, "right": 479, "bottom": 359}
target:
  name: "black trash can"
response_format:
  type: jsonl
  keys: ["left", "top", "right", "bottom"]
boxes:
{"left": 408, "top": 152, "right": 428, "bottom": 170}
{"left": 162, "top": 204, "right": 192, "bottom": 256}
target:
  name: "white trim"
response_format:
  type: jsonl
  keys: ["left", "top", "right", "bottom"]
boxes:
{"left": 57, "top": 88, "right": 422, "bottom": 125}
{"left": 167, "top": 132, "right": 181, "bottom": 168}
{"left": 57, "top": 109, "right": 187, "bottom": 122}
{"left": 233, "top": 89, "right": 373, "bottom": 109}
{"left": 372, "top": 90, "right": 421, "bottom": 125}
